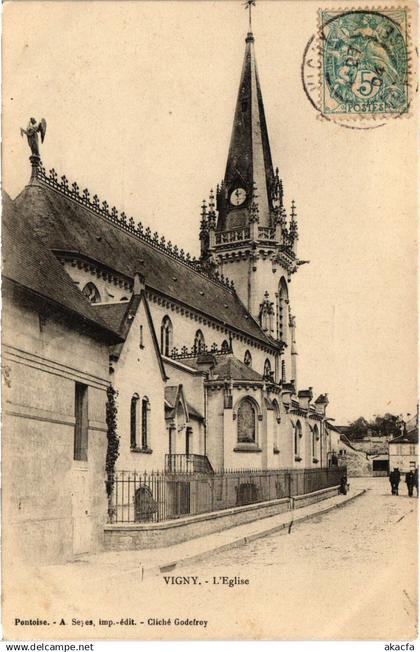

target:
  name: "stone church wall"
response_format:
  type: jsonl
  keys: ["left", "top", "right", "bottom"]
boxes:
{"left": 112, "top": 298, "right": 167, "bottom": 473}
{"left": 149, "top": 296, "right": 277, "bottom": 379}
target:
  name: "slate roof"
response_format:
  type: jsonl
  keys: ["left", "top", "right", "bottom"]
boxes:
{"left": 14, "top": 181, "right": 276, "bottom": 349}
{"left": 92, "top": 302, "right": 129, "bottom": 334}
{"left": 187, "top": 402, "right": 204, "bottom": 420}
{"left": 2, "top": 193, "right": 121, "bottom": 342}
{"left": 164, "top": 386, "right": 179, "bottom": 407}
{"left": 164, "top": 385, "right": 203, "bottom": 421}
{"left": 181, "top": 353, "right": 263, "bottom": 382}
{"left": 212, "top": 355, "right": 264, "bottom": 381}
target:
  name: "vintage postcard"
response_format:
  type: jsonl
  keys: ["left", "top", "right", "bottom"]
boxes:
{"left": 2, "top": 0, "right": 418, "bottom": 643}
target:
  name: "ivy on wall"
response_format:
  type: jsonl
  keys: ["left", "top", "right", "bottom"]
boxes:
{"left": 105, "top": 384, "right": 120, "bottom": 499}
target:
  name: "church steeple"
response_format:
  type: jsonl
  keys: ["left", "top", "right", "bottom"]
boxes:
{"left": 216, "top": 29, "right": 275, "bottom": 232}
{"left": 200, "top": 9, "right": 305, "bottom": 388}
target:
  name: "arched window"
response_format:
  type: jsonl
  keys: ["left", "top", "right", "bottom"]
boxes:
{"left": 278, "top": 277, "right": 289, "bottom": 343}
{"left": 130, "top": 393, "right": 140, "bottom": 449}
{"left": 263, "top": 358, "right": 272, "bottom": 379}
{"left": 221, "top": 339, "right": 230, "bottom": 353}
{"left": 313, "top": 425, "right": 319, "bottom": 459}
{"left": 160, "top": 316, "right": 173, "bottom": 356}
{"left": 294, "top": 420, "right": 302, "bottom": 457}
{"left": 82, "top": 282, "right": 101, "bottom": 304}
{"left": 237, "top": 398, "right": 257, "bottom": 443}
{"left": 194, "top": 330, "right": 205, "bottom": 354}
{"left": 272, "top": 399, "right": 280, "bottom": 453}
{"left": 244, "top": 350, "right": 252, "bottom": 367}
{"left": 141, "top": 397, "right": 150, "bottom": 449}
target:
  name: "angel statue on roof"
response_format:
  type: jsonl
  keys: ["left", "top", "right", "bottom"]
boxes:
{"left": 20, "top": 117, "right": 47, "bottom": 158}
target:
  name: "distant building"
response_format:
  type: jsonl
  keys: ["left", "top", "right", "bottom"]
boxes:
{"left": 325, "top": 423, "right": 372, "bottom": 477}
{"left": 388, "top": 416, "right": 418, "bottom": 474}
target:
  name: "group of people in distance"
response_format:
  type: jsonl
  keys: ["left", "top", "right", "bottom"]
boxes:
{"left": 389, "top": 467, "right": 418, "bottom": 497}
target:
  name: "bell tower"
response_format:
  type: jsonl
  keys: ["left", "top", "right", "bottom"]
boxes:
{"left": 199, "top": 17, "right": 306, "bottom": 384}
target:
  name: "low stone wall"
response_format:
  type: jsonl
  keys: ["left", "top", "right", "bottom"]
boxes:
{"left": 291, "top": 485, "right": 339, "bottom": 509}
{"left": 104, "top": 485, "right": 340, "bottom": 551}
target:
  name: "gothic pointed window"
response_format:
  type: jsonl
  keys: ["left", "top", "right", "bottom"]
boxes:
{"left": 244, "top": 350, "right": 252, "bottom": 367}
{"left": 294, "top": 420, "right": 302, "bottom": 457}
{"left": 272, "top": 399, "right": 280, "bottom": 453}
{"left": 313, "top": 425, "right": 319, "bottom": 460}
{"left": 221, "top": 339, "right": 230, "bottom": 353}
{"left": 141, "top": 397, "right": 150, "bottom": 449}
{"left": 160, "top": 316, "right": 173, "bottom": 356}
{"left": 130, "top": 393, "right": 140, "bottom": 449}
{"left": 278, "top": 277, "right": 288, "bottom": 343}
{"left": 237, "top": 398, "right": 256, "bottom": 444}
{"left": 194, "top": 330, "right": 205, "bottom": 354}
{"left": 82, "top": 282, "right": 101, "bottom": 304}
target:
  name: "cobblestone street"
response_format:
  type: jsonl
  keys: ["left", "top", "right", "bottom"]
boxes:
{"left": 171, "top": 477, "right": 418, "bottom": 639}
{"left": 5, "top": 478, "right": 417, "bottom": 640}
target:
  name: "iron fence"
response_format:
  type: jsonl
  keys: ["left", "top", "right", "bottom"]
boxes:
{"left": 107, "top": 466, "right": 345, "bottom": 524}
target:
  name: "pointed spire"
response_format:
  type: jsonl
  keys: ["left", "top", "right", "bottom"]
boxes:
{"left": 273, "top": 167, "right": 284, "bottom": 210}
{"left": 200, "top": 199, "right": 208, "bottom": 232}
{"left": 216, "top": 24, "right": 274, "bottom": 233}
{"left": 289, "top": 200, "right": 298, "bottom": 253}
{"left": 207, "top": 189, "right": 216, "bottom": 230}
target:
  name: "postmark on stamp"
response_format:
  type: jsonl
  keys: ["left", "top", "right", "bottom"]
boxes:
{"left": 320, "top": 9, "right": 409, "bottom": 118}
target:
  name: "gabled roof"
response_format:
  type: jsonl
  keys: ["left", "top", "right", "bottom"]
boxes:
{"left": 166, "top": 352, "right": 263, "bottom": 382}
{"left": 2, "top": 192, "right": 121, "bottom": 343}
{"left": 165, "top": 385, "right": 204, "bottom": 422}
{"left": 164, "top": 385, "right": 188, "bottom": 421}
{"left": 212, "top": 355, "right": 263, "bottom": 381}
{"left": 91, "top": 302, "right": 128, "bottom": 334}
{"left": 94, "top": 292, "right": 168, "bottom": 380}
{"left": 13, "top": 177, "right": 276, "bottom": 350}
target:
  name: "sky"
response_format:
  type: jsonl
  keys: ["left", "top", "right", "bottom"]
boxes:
{"left": 3, "top": 0, "right": 418, "bottom": 424}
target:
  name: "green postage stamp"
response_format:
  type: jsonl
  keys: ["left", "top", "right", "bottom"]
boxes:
{"left": 320, "top": 8, "right": 409, "bottom": 117}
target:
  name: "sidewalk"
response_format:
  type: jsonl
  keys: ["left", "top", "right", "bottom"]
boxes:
{"left": 42, "top": 486, "right": 367, "bottom": 587}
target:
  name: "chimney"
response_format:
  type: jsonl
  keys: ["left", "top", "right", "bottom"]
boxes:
{"left": 133, "top": 271, "right": 145, "bottom": 296}
{"left": 281, "top": 382, "right": 295, "bottom": 409}
{"left": 314, "top": 393, "right": 329, "bottom": 416}
{"left": 298, "top": 387, "right": 313, "bottom": 411}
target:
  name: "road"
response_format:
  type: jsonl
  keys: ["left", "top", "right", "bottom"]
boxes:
{"left": 173, "top": 477, "right": 418, "bottom": 639}
{"left": 5, "top": 477, "right": 417, "bottom": 641}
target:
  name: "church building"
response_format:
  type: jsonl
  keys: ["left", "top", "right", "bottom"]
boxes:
{"left": 3, "top": 21, "right": 339, "bottom": 562}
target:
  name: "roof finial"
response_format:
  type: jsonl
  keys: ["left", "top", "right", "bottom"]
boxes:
{"left": 243, "top": 0, "right": 256, "bottom": 34}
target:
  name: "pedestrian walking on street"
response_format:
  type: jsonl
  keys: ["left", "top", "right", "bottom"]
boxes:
{"left": 339, "top": 475, "right": 348, "bottom": 495}
{"left": 389, "top": 468, "right": 401, "bottom": 495}
{"left": 414, "top": 468, "right": 418, "bottom": 497}
{"left": 405, "top": 470, "right": 415, "bottom": 497}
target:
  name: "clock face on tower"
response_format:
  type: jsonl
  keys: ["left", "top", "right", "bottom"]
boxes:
{"left": 230, "top": 187, "right": 247, "bottom": 206}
